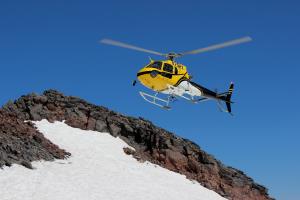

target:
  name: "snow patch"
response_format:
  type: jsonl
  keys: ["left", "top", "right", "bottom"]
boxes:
{"left": 0, "top": 120, "right": 227, "bottom": 200}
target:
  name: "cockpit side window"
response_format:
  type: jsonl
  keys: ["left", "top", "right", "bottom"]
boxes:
{"left": 147, "top": 62, "right": 162, "bottom": 70}
{"left": 163, "top": 63, "right": 173, "bottom": 73}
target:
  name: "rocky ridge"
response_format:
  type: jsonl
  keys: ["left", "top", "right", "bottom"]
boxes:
{"left": 1, "top": 89, "right": 273, "bottom": 200}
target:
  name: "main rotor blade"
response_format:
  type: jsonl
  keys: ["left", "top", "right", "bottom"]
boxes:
{"left": 100, "top": 38, "right": 165, "bottom": 56}
{"left": 180, "top": 36, "right": 252, "bottom": 56}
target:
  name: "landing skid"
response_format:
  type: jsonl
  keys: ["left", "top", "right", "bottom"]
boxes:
{"left": 139, "top": 91, "right": 174, "bottom": 110}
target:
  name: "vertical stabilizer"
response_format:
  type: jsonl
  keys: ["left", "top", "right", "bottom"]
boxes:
{"left": 225, "top": 82, "right": 234, "bottom": 113}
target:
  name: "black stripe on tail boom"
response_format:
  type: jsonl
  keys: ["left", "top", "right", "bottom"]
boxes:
{"left": 190, "top": 81, "right": 234, "bottom": 114}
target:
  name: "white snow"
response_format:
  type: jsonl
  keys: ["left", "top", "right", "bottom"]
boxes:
{"left": 0, "top": 120, "right": 227, "bottom": 200}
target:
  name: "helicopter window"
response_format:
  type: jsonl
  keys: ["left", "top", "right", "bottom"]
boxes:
{"left": 163, "top": 63, "right": 173, "bottom": 73}
{"left": 147, "top": 62, "right": 162, "bottom": 70}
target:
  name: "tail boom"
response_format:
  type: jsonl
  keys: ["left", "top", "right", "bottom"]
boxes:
{"left": 190, "top": 81, "right": 234, "bottom": 114}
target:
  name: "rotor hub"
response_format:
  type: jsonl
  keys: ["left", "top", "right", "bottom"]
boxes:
{"left": 166, "top": 52, "right": 182, "bottom": 61}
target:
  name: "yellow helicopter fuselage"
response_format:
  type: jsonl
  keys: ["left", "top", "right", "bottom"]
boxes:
{"left": 137, "top": 60, "right": 190, "bottom": 92}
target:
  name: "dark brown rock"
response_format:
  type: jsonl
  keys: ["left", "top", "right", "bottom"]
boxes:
{"left": 0, "top": 110, "right": 70, "bottom": 169}
{"left": 123, "top": 147, "right": 135, "bottom": 155}
{"left": 95, "top": 120, "right": 109, "bottom": 132}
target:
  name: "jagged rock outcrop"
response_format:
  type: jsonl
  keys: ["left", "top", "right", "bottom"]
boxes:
{"left": 1, "top": 89, "right": 273, "bottom": 200}
{"left": 0, "top": 110, "right": 70, "bottom": 169}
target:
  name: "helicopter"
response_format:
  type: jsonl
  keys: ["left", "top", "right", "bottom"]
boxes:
{"left": 100, "top": 36, "right": 252, "bottom": 114}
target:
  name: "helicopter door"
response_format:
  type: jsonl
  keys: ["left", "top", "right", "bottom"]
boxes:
{"left": 147, "top": 61, "right": 162, "bottom": 78}
{"left": 162, "top": 63, "right": 173, "bottom": 79}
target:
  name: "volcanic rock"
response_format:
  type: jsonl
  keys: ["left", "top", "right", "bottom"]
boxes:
{"left": 0, "top": 109, "right": 70, "bottom": 169}
{"left": 1, "top": 89, "right": 273, "bottom": 200}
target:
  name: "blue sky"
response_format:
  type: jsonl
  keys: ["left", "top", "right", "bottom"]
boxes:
{"left": 0, "top": 1, "right": 299, "bottom": 199}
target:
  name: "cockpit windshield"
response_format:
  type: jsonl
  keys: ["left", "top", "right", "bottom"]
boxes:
{"left": 163, "top": 63, "right": 173, "bottom": 73}
{"left": 147, "top": 61, "right": 162, "bottom": 70}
